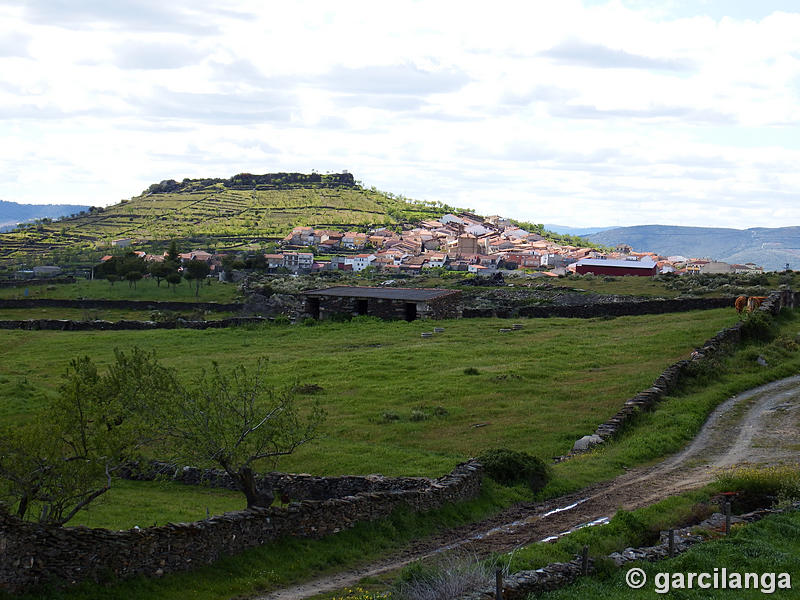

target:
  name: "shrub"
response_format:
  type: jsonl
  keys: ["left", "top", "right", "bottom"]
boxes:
{"left": 301, "top": 317, "right": 316, "bottom": 326}
{"left": 393, "top": 553, "right": 494, "bottom": 600}
{"left": 272, "top": 314, "right": 291, "bottom": 325}
{"left": 741, "top": 310, "right": 776, "bottom": 342}
{"left": 463, "top": 367, "right": 480, "bottom": 376}
{"left": 478, "top": 448, "right": 551, "bottom": 492}
{"left": 380, "top": 411, "right": 400, "bottom": 423}
{"left": 715, "top": 464, "right": 800, "bottom": 504}
{"left": 409, "top": 409, "right": 428, "bottom": 422}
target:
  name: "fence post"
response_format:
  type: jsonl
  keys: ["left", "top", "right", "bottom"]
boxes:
{"left": 495, "top": 568, "right": 503, "bottom": 600}
{"left": 581, "top": 545, "right": 589, "bottom": 575}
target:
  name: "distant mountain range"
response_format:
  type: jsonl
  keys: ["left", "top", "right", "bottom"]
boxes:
{"left": 0, "top": 200, "right": 91, "bottom": 232}
{"left": 586, "top": 225, "right": 800, "bottom": 271}
{"left": 542, "top": 224, "right": 613, "bottom": 237}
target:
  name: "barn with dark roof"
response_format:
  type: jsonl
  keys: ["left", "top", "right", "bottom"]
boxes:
{"left": 303, "top": 286, "right": 461, "bottom": 321}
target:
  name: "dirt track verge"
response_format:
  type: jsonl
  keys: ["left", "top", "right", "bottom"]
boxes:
{"left": 251, "top": 374, "right": 800, "bottom": 600}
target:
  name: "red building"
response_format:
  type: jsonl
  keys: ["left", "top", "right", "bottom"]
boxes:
{"left": 575, "top": 258, "right": 658, "bottom": 277}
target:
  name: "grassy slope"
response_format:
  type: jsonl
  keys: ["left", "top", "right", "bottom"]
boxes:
{"left": 0, "top": 182, "right": 444, "bottom": 262}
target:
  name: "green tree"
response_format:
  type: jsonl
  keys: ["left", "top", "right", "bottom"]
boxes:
{"left": 166, "top": 240, "right": 180, "bottom": 264}
{"left": 162, "top": 360, "right": 325, "bottom": 509}
{"left": 125, "top": 270, "right": 143, "bottom": 288}
{"left": 184, "top": 259, "right": 211, "bottom": 296}
{"left": 166, "top": 271, "right": 182, "bottom": 292}
{"left": 0, "top": 349, "right": 175, "bottom": 525}
{"left": 149, "top": 261, "right": 172, "bottom": 287}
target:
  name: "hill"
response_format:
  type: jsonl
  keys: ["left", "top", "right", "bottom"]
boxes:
{"left": 586, "top": 224, "right": 800, "bottom": 271}
{"left": 0, "top": 173, "right": 458, "bottom": 264}
{"left": 0, "top": 199, "right": 91, "bottom": 232}
{"left": 542, "top": 223, "right": 612, "bottom": 237}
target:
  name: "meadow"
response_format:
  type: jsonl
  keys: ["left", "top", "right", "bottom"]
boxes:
{"left": 0, "top": 307, "right": 740, "bottom": 528}
{"left": 0, "top": 278, "right": 240, "bottom": 303}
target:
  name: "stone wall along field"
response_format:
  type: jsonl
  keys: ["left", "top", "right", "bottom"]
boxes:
{"left": 0, "top": 461, "right": 483, "bottom": 593}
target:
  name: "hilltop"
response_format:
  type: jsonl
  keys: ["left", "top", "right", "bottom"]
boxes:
{"left": 0, "top": 172, "right": 459, "bottom": 264}
{"left": 587, "top": 224, "right": 800, "bottom": 271}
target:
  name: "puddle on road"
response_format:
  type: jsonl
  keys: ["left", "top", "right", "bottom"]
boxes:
{"left": 433, "top": 497, "right": 596, "bottom": 554}
{"left": 539, "top": 516, "right": 611, "bottom": 543}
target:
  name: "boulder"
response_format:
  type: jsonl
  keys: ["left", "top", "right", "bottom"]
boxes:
{"left": 572, "top": 434, "right": 604, "bottom": 453}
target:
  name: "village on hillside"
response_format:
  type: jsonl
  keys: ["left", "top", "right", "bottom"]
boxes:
{"left": 85, "top": 212, "right": 765, "bottom": 281}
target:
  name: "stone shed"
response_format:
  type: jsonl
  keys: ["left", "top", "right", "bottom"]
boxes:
{"left": 304, "top": 286, "right": 461, "bottom": 321}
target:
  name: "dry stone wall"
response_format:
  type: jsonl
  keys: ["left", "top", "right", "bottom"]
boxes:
{"left": 0, "top": 461, "right": 482, "bottom": 593}
{"left": 0, "top": 317, "right": 267, "bottom": 331}
{"left": 0, "top": 298, "right": 242, "bottom": 312}
{"left": 121, "top": 460, "right": 432, "bottom": 502}
{"left": 464, "top": 296, "right": 733, "bottom": 319}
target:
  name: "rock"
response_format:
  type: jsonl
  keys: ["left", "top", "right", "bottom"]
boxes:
{"left": 572, "top": 434, "right": 604, "bottom": 453}
{"left": 757, "top": 355, "right": 768, "bottom": 366}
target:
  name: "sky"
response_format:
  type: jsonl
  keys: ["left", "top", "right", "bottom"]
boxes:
{"left": 1, "top": 0, "right": 799, "bottom": 229}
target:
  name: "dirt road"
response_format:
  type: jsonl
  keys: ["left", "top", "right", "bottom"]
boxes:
{"left": 252, "top": 374, "right": 800, "bottom": 600}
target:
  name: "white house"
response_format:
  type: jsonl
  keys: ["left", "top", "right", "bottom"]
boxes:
{"left": 346, "top": 253, "right": 376, "bottom": 272}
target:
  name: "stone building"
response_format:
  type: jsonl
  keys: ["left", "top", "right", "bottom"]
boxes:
{"left": 303, "top": 286, "right": 461, "bottom": 321}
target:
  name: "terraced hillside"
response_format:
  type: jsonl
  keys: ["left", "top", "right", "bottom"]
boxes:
{"left": 0, "top": 172, "right": 456, "bottom": 264}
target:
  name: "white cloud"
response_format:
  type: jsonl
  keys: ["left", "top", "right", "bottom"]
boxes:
{"left": 0, "top": 0, "right": 799, "bottom": 229}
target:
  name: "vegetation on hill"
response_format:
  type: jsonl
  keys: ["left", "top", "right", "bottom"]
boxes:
{"left": 0, "top": 173, "right": 462, "bottom": 267}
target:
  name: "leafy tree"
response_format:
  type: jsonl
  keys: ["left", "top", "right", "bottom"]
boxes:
{"left": 166, "top": 271, "right": 182, "bottom": 292}
{"left": 162, "top": 360, "right": 325, "bottom": 509}
{"left": 107, "top": 273, "right": 119, "bottom": 286}
{"left": 149, "top": 261, "right": 172, "bottom": 287}
{"left": 0, "top": 349, "right": 174, "bottom": 525}
{"left": 184, "top": 259, "right": 211, "bottom": 296}
{"left": 166, "top": 240, "right": 180, "bottom": 264}
{"left": 125, "top": 270, "right": 143, "bottom": 288}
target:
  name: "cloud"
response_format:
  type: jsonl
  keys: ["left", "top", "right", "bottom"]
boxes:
{"left": 129, "top": 88, "right": 296, "bottom": 124}
{"left": 17, "top": 0, "right": 238, "bottom": 34}
{"left": 312, "top": 63, "right": 470, "bottom": 95}
{"left": 499, "top": 85, "right": 578, "bottom": 106}
{"left": 550, "top": 103, "right": 736, "bottom": 124}
{"left": 112, "top": 41, "right": 206, "bottom": 70}
{"left": 0, "top": 32, "right": 31, "bottom": 57}
{"left": 333, "top": 93, "right": 428, "bottom": 112}
{"left": 540, "top": 39, "right": 695, "bottom": 72}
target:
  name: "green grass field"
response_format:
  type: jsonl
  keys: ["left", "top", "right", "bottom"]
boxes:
{"left": 0, "top": 278, "right": 240, "bottom": 302}
{"left": 0, "top": 309, "right": 738, "bottom": 477}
